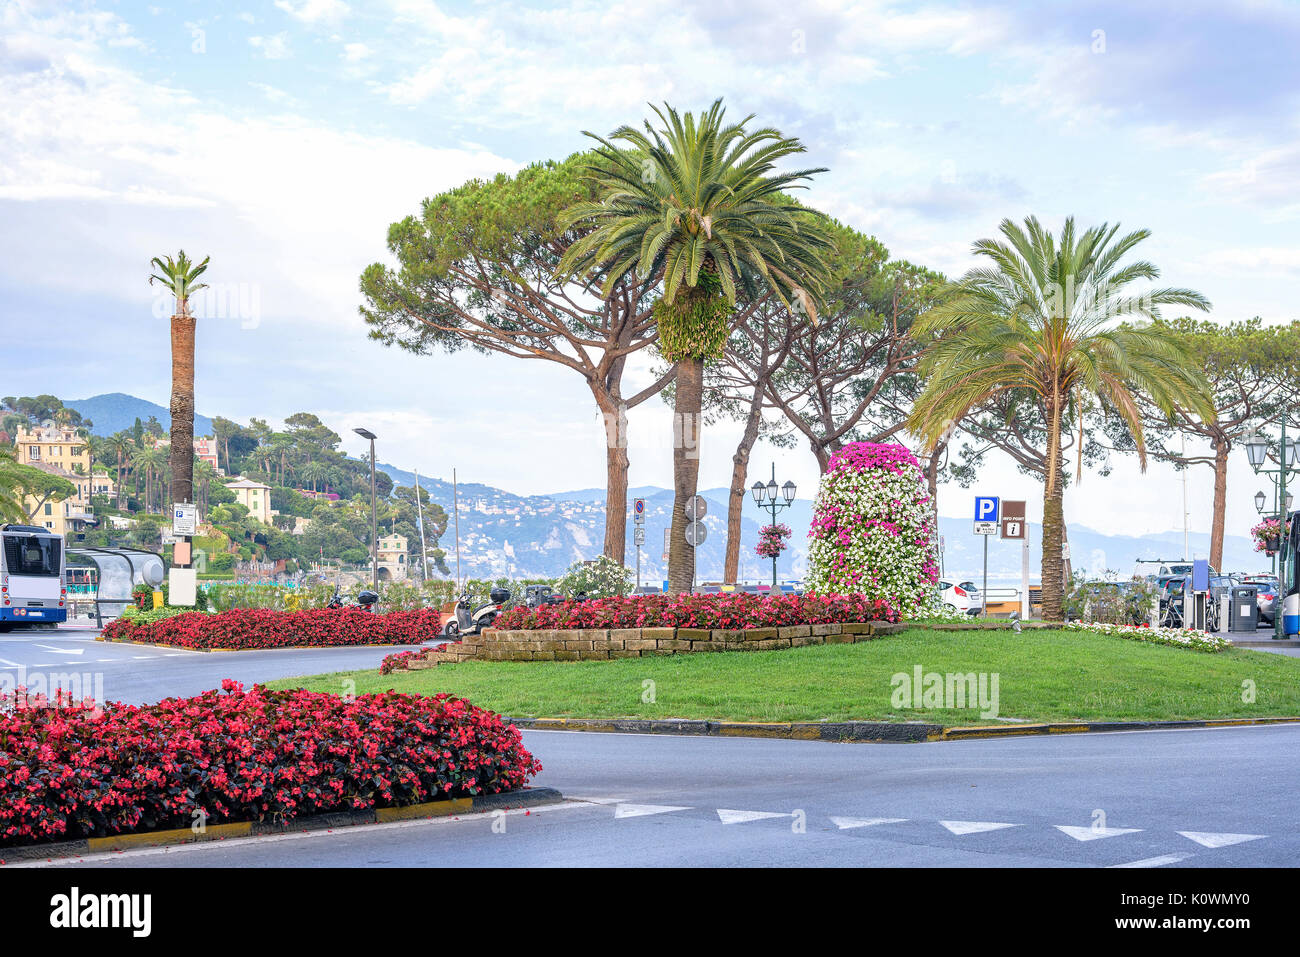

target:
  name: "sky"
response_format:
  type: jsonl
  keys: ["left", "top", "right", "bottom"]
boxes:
{"left": 2, "top": 0, "right": 1299, "bottom": 550}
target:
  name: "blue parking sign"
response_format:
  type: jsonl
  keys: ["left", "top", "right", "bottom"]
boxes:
{"left": 974, "top": 496, "right": 1000, "bottom": 523}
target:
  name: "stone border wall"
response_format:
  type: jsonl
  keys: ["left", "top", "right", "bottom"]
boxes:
{"left": 409, "top": 620, "right": 907, "bottom": 668}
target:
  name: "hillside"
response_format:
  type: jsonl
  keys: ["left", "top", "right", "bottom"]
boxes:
{"left": 66, "top": 393, "right": 215, "bottom": 438}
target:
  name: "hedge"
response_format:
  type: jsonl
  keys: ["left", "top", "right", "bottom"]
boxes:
{"left": 101, "top": 607, "right": 442, "bottom": 650}
{"left": 0, "top": 681, "right": 542, "bottom": 847}
{"left": 492, "top": 592, "right": 900, "bottom": 631}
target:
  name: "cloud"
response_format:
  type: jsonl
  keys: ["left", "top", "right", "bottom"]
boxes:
{"left": 274, "top": 0, "right": 350, "bottom": 24}
{"left": 341, "top": 41, "right": 371, "bottom": 62}
{"left": 248, "top": 33, "right": 291, "bottom": 59}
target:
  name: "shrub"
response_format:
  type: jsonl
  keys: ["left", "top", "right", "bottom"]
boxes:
{"left": 492, "top": 592, "right": 898, "bottom": 630}
{"left": 101, "top": 607, "right": 441, "bottom": 650}
{"left": 0, "top": 680, "right": 542, "bottom": 847}
{"left": 1061, "top": 621, "right": 1229, "bottom": 652}
{"left": 805, "top": 442, "right": 939, "bottom": 617}
{"left": 556, "top": 557, "right": 632, "bottom": 599}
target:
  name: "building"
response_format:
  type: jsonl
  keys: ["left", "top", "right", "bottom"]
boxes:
{"left": 193, "top": 436, "right": 220, "bottom": 472}
{"left": 13, "top": 424, "right": 91, "bottom": 474}
{"left": 376, "top": 533, "right": 409, "bottom": 581}
{"left": 225, "top": 476, "right": 273, "bottom": 524}
{"left": 90, "top": 470, "right": 117, "bottom": 499}
{"left": 11, "top": 425, "right": 95, "bottom": 537}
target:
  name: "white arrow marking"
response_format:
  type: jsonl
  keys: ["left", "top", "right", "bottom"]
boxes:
{"left": 34, "top": 644, "right": 83, "bottom": 656}
{"left": 614, "top": 804, "right": 691, "bottom": 819}
{"left": 1056, "top": 825, "right": 1143, "bottom": 842}
{"left": 717, "top": 809, "right": 790, "bottom": 825}
{"left": 830, "top": 817, "right": 908, "bottom": 830}
{"left": 1178, "top": 831, "right": 1265, "bottom": 849}
{"left": 1110, "top": 854, "right": 1189, "bottom": 868}
{"left": 940, "top": 820, "right": 1020, "bottom": 836}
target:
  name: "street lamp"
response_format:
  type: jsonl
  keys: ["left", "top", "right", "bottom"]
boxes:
{"left": 353, "top": 427, "right": 379, "bottom": 593}
{"left": 1242, "top": 422, "right": 1299, "bottom": 639}
{"left": 753, "top": 463, "right": 795, "bottom": 591}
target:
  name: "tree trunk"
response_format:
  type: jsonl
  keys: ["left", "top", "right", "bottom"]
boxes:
{"left": 169, "top": 313, "right": 197, "bottom": 509}
{"left": 1210, "top": 438, "right": 1228, "bottom": 571}
{"left": 724, "top": 392, "right": 764, "bottom": 583}
{"left": 668, "top": 357, "right": 704, "bottom": 593}
{"left": 595, "top": 394, "right": 629, "bottom": 564}
{"left": 1041, "top": 454, "right": 1066, "bottom": 622}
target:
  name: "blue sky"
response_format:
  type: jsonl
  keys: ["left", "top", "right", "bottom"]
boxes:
{"left": 2, "top": 0, "right": 1298, "bottom": 548}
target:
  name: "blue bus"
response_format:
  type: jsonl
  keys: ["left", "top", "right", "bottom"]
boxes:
{"left": 0, "top": 524, "right": 67, "bottom": 630}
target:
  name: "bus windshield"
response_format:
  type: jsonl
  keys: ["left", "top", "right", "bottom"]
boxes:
{"left": 2, "top": 534, "right": 62, "bottom": 577}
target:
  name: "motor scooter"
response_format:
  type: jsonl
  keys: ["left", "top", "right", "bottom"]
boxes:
{"left": 326, "top": 589, "right": 379, "bottom": 612}
{"left": 444, "top": 586, "right": 510, "bottom": 637}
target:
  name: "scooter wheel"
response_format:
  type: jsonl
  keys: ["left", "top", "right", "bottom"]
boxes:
{"left": 443, "top": 621, "right": 459, "bottom": 637}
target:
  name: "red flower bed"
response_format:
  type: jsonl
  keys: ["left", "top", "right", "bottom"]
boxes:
{"left": 493, "top": 592, "right": 899, "bottom": 630}
{"left": 0, "top": 681, "right": 542, "bottom": 847}
{"left": 101, "top": 608, "right": 442, "bottom": 650}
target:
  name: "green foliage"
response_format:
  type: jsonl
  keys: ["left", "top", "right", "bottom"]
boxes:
{"left": 1062, "top": 574, "right": 1156, "bottom": 626}
{"left": 654, "top": 277, "right": 732, "bottom": 361}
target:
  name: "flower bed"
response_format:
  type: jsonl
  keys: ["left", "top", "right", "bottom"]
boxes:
{"left": 101, "top": 607, "right": 442, "bottom": 650}
{"left": 0, "top": 680, "right": 542, "bottom": 847}
{"left": 1061, "top": 621, "right": 1230, "bottom": 652}
{"left": 492, "top": 592, "right": 899, "bottom": 631}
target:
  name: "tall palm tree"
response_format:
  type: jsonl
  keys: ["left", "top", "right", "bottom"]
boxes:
{"left": 103, "top": 433, "right": 132, "bottom": 510}
{"left": 908, "top": 216, "right": 1213, "bottom": 620}
{"left": 132, "top": 445, "right": 168, "bottom": 514}
{"left": 193, "top": 457, "right": 217, "bottom": 517}
{"left": 559, "top": 99, "right": 834, "bottom": 592}
{"left": 149, "top": 249, "right": 209, "bottom": 515}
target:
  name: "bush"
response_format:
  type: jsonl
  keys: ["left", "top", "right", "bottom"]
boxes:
{"left": 0, "top": 680, "right": 542, "bottom": 847}
{"left": 492, "top": 592, "right": 898, "bottom": 630}
{"left": 556, "top": 557, "right": 632, "bottom": 600}
{"left": 805, "top": 442, "right": 939, "bottom": 617}
{"left": 101, "top": 607, "right": 441, "bottom": 650}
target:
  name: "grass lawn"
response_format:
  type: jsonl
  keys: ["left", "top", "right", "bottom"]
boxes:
{"left": 266, "top": 628, "right": 1300, "bottom": 726}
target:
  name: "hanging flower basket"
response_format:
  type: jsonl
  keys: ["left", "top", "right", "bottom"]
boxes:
{"left": 756, "top": 523, "right": 792, "bottom": 560}
{"left": 1251, "top": 518, "right": 1289, "bottom": 554}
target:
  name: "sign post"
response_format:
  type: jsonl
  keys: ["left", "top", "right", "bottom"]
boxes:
{"left": 685, "top": 496, "right": 707, "bottom": 594}
{"left": 1000, "top": 500, "right": 1028, "bottom": 619}
{"left": 633, "top": 498, "right": 645, "bottom": 592}
{"left": 973, "top": 496, "right": 999, "bottom": 616}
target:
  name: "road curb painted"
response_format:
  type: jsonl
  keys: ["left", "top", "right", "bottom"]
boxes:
{"left": 0, "top": 787, "right": 564, "bottom": 863}
{"left": 509, "top": 715, "right": 1300, "bottom": 744}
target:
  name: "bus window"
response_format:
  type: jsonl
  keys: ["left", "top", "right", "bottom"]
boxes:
{"left": 2, "top": 534, "right": 62, "bottom": 576}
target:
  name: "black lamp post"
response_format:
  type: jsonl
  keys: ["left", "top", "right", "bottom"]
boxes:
{"left": 1245, "top": 424, "right": 1300, "bottom": 639}
{"left": 751, "top": 462, "right": 796, "bottom": 590}
{"left": 353, "top": 427, "right": 379, "bottom": 593}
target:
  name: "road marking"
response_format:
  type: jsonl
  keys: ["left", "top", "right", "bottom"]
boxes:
{"left": 34, "top": 644, "right": 83, "bottom": 656}
{"left": 565, "top": 796, "right": 628, "bottom": 805}
{"left": 1110, "top": 854, "right": 1190, "bottom": 868}
{"left": 131, "top": 656, "right": 158, "bottom": 660}
{"left": 0, "top": 658, "right": 21, "bottom": 667}
{"left": 717, "top": 809, "right": 790, "bottom": 825}
{"left": 939, "top": 820, "right": 1020, "bottom": 835}
{"left": 1177, "top": 831, "right": 1265, "bottom": 848}
{"left": 830, "top": 817, "right": 908, "bottom": 830}
{"left": 1055, "top": 825, "right": 1143, "bottom": 842}
{"left": 614, "top": 804, "right": 691, "bottom": 819}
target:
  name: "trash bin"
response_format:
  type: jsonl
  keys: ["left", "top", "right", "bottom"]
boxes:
{"left": 1229, "top": 586, "right": 1258, "bottom": 632}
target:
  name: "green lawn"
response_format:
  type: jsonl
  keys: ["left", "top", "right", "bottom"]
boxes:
{"left": 267, "top": 628, "right": 1300, "bottom": 726}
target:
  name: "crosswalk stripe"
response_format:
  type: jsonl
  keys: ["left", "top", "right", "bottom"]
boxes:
{"left": 1177, "top": 831, "right": 1265, "bottom": 848}
{"left": 717, "top": 809, "right": 790, "bottom": 825}
{"left": 1110, "top": 854, "right": 1190, "bottom": 868}
{"left": 939, "top": 820, "right": 1019, "bottom": 835}
{"left": 1056, "top": 825, "right": 1143, "bottom": 842}
{"left": 614, "top": 804, "right": 692, "bottom": 819}
{"left": 830, "top": 817, "right": 908, "bottom": 830}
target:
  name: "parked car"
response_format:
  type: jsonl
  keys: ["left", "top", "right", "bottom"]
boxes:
{"left": 938, "top": 579, "right": 983, "bottom": 615}
{"left": 1242, "top": 575, "right": 1279, "bottom": 625}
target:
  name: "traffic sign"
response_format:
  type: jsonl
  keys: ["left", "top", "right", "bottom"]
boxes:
{"left": 172, "top": 502, "right": 197, "bottom": 537}
{"left": 685, "top": 521, "right": 707, "bottom": 547}
{"left": 634, "top": 527, "right": 646, "bottom": 546}
{"left": 1000, "top": 500, "right": 1026, "bottom": 540}
{"left": 685, "top": 495, "right": 707, "bottom": 520}
{"left": 633, "top": 498, "right": 645, "bottom": 524}
{"left": 973, "top": 495, "right": 999, "bottom": 535}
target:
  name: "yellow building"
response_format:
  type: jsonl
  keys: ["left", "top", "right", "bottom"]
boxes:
{"left": 12, "top": 425, "right": 94, "bottom": 537}
{"left": 225, "top": 477, "right": 273, "bottom": 524}
{"left": 376, "top": 533, "right": 409, "bottom": 581}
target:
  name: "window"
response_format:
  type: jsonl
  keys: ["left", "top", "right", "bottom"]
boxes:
{"left": 44, "top": 503, "right": 53, "bottom": 516}
{"left": 28, "top": 445, "right": 40, "bottom": 460}
{"left": 3, "top": 534, "right": 62, "bottom": 577}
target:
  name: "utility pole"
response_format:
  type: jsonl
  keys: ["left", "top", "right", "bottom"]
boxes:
{"left": 414, "top": 468, "right": 428, "bottom": 583}
{"left": 453, "top": 468, "right": 462, "bottom": 589}
{"left": 353, "top": 428, "right": 379, "bottom": 592}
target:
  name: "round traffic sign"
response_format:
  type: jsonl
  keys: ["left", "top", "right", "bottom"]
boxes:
{"left": 685, "top": 495, "right": 707, "bottom": 519}
{"left": 685, "top": 521, "right": 707, "bottom": 546}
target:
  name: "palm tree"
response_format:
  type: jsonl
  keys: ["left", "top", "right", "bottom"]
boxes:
{"left": 0, "top": 448, "right": 28, "bottom": 522}
{"left": 132, "top": 446, "right": 168, "bottom": 514}
{"left": 908, "top": 216, "right": 1213, "bottom": 620}
{"left": 559, "top": 99, "right": 834, "bottom": 592}
{"left": 193, "top": 457, "right": 217, "bottom": 517}
{"left": 149, "top": 249, "right": 209, "bottom": 516}
{"left": 103, "top": 433, "right": 132, "bottom": 510}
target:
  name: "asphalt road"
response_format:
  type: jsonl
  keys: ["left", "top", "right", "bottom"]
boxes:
{"left": 0, "top": 624, "right": 424, "bottom": 703}
{"left": 21, "top": 723, "right": 1300, "bottom": 868}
